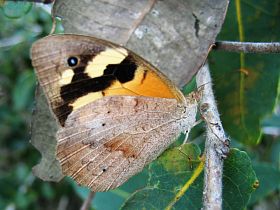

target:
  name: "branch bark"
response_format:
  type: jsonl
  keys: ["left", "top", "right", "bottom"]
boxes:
{"left": 214, "top": 41, "right": 280, "bottom": 53}
{"left": 196, "top": 64, "right": 230, "bottom": 210}
{"left": 80, "top": 191, "right": 95, "bottom": 210}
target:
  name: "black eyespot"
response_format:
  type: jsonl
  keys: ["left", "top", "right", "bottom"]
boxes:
{"left": 102, "top": 168, "right": 106, "bottom": 172}
{"left": 67, "top": 56, "right": 78, "bottom": 67}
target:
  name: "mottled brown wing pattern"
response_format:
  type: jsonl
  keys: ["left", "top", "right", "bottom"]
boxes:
{"left": 56, "top": 95, "right": 197, "bottom": 191}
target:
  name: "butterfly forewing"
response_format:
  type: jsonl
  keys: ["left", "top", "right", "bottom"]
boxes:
{"left": 31, "top": 35, "right": 185, "bottom": 127}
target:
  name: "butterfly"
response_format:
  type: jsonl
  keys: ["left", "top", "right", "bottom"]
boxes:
{"left": 31, "top": 34, "right": 197, "bottom": 192}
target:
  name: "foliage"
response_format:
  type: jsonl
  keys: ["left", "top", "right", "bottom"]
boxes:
{"left": 0, "top": 3, "right": 81, "bottom": 210}
{"left": 0, "top": 1, "right": 279, "bottom": 210}
{"left": 121, "top": 146, "right": 257, "bottom": 210}
{"left": 210, "top": 0, "right": 280, "bottom": 145}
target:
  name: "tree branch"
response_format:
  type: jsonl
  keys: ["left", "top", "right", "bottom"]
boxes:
{"left": 196, "top": 64, "right": 230, "bottom": 210}
{"left": 214, "top": 41, "right": 280, "bottom": 53}
{"left": 80, "top": 191, "right": 95, "bottom": 210}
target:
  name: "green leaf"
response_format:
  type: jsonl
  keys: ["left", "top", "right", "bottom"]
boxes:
{"left": 249, "top": 162, "right": 280, "bottom": 205}
{"left": 2, "top": 1, "right": 32, "bottom": 18}
{"left": 209, "top": 0, "right": 280, "bottom": 145}
{"left": 121, "top": 143, "right": 203, "bottom": 210}
{"left": 182, "top": 76, "right": 197, "bottom": 95}
{"left": 12, "top": 70, "right": 35, "bottom": 111}
{"left": 121, "top": 145, "right": 257, "bottom": 210}
{"left": 262, "top": 114, "right": 280, "bottom": 127}
{"left": 222, "top": 149, "right": 258, "bottom": 210}
{"left": 93, "top": 169, "right": 148, "bottom": 210}
{"left": 270, "top": 138, "right": 280, "bottom": 167}
{"left": 71, "top": 168, "right": 149, "bottom": 210}
{"left": 41, "top": 183, "right": 55, "bottom": 200}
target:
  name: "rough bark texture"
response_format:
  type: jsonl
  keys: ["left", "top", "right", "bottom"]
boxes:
{"left": 215, "top": 41, "right": 280, "bottom": 53}
{"left": 196, "top": 64, "right": 230, "bottom": 210}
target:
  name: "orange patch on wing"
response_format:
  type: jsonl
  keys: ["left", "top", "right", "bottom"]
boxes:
{"left": 68, "top": 51, "right": 185, "bottom": 110}
{"left": 104, "top": 66, "right": 180, "bottom": 100}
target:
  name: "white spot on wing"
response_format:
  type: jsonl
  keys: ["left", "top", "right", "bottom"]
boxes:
{"left": 59, "top": 69, "right": 74, "bottom": 85}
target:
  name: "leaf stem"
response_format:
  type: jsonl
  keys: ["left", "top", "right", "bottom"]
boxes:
{"left": 235, "top": 0, "right": 247, "bottom": 138}
{"left": 165, "top": 157, "right": 205, "bottom": 210}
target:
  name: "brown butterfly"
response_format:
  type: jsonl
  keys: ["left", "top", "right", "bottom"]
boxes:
{"left": 31, "top": 34, "right": 197, "bottom": 191}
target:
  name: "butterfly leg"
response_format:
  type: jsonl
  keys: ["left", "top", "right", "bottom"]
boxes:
{"left": 182, "top": 119, "right": 203, "bottom": 144}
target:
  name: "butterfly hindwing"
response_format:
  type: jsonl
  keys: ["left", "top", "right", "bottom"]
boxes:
{"left": 56, "top": 95, "right": 197, "bottom": 191}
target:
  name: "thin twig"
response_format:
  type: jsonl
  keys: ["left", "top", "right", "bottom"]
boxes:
{"left": 214, "top": 41, "right": 280, "bottom": 53}
{"left": 196, "top": 64, "right": 230, "bottom": 210}
{"left": 80, "top": 191, "right": 95, "bottom": 210}
{"left": 57, "top": 196, "right": 69, "bottom": 210}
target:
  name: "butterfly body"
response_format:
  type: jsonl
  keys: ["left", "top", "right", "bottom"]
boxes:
{"left": 31, "top": 34, "right": 197, "bottom": 191}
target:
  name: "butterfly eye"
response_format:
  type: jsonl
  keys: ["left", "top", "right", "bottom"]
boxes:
{"left": 67, "top": 56, "right": 79, "bottom": 67}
